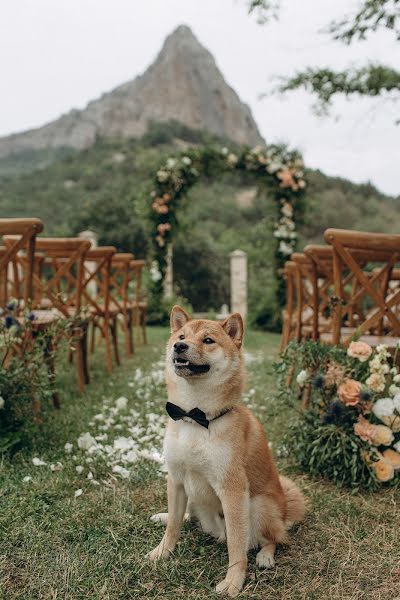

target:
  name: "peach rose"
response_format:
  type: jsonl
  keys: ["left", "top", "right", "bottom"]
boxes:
{"left": 338, "top": 379, "right": 361, "bottom": 406}
{"left": 347, "top": 341, "right": 372, "bottom": 362}
{"left": 370, "top": 425, "right": 394, "bottom": 447}
{"left": 373, "top": 458, "right": 395, "bottom": 482}
{"left": 382, "top": 449, "right": 400, "bottom": 470}
{"left": 379, "top": 415, "right": 400, "bottom": 433}
{"left": 354, "top": 416, "right": 377, "bottom": 443}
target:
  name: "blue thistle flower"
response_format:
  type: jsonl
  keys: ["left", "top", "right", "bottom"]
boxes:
{"left": 4, "top": 315, "right": 14, "bottom": 329}
{"left": 322, "top": 400, "right": 344, "bottom": 424}
{"left": 312, "top": 374, "right": 325, "bottom": 389}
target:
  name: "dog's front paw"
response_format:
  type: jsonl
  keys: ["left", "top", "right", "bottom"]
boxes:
{"left": 146, "top": 542, "right": 173, "bottom": 562}
{"left": 216, "top": 569, "right": 246, "bottom": 597}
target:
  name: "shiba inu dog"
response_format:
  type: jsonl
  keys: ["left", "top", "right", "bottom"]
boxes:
{"left": 147, "top": 306, "right": 305, "bottom": 597}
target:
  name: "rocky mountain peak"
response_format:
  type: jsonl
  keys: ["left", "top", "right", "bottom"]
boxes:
{"left": 0, "top": 25, "right": 264, "bottom": 159}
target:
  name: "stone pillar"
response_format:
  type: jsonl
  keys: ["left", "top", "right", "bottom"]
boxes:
{"left": 79, "top": 230, "right": 98, "bottom": 297}
{"left": 164, "top": 244, "right": 173, "bottom": 299}
{"left": 230, "top": 249, "right": 247, "bottom": 319}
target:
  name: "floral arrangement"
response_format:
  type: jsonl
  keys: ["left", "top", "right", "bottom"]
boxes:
{"left": 279, "top": 340, "right": 400, "bottom": 490}
{"left": 148, "top": 144, "right": 306, "bottom": 308}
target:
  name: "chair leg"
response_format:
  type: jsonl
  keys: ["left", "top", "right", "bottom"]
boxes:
{"left": 90, "top": 321, "right": 97, "bottom": 353}
{"left": 74, "top": 328, "right": 86, "bottom": 393}
{"left": 81, "top": 322, "right": 90, "bottom": 385}
{"left": 141, "top": 308, "right": 147, "bottom": 344}
{"left": 124, "top": 311, "right": 134, "bottom": 356}
{"left": 102, "top": 319, "right": 113, "bottom": 374}
{"left": 111, "top": 316, "right": 121, "bottom": 366}
{"left": 44, "top": 338, "right": 61, "bottom": 409}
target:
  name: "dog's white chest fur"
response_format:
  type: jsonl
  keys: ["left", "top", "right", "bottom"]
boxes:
{"left": 164, "top": 420, "right": 232, "bottom": 485}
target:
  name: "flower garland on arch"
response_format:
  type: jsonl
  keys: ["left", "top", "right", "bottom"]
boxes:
{"left": 149, "top": 144, "right": 306, "bottom": 308}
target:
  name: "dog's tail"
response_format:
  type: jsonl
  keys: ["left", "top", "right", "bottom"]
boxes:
{"left": 279, "top": 475, "right": 306, "bottom": 528}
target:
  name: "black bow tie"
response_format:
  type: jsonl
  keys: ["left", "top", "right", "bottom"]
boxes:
{"left": 166, "top": 402, "right": 210, "bottom": 428}
{"left": 165, "top": 402, "right": 232, "bottom": 429}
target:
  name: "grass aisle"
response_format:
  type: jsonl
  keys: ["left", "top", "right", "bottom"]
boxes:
{"left": 1, "top": 328, "right": 399, "bottom": 599}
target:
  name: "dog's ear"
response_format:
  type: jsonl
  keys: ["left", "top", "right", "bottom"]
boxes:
{"left": 170, "top": 305, "right": 192, "bottom": 333}
{"left": 221, "top": 313, "right": 244, "bottom": 348}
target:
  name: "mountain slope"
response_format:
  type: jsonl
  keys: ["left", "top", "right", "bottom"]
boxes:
{"left": 0, "top": 25, "right": 263, "bottom": 159}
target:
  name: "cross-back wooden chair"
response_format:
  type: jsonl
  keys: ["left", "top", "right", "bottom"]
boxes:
{"left": 324, "top": 229, "right": 400, "bottom": 349}
{"left": 6, "top": 237, "right": 92, "bottom": 394}
{"left": 130, "top": 259, "right": 147, "bottom": 345}
{"left": 0, "top": 218, "right": 43, "bottom": 312}
{"left": 108, "top": 253, "right": 135, "bottom": 359}
{"left": 281, "top": 260, "right": 298, "bottom": 350}
{"left": 80, "top": 246, "right": 117, "bottom": 374}
{"left": 290, "top": 252, "right": 315, "bottom": 343}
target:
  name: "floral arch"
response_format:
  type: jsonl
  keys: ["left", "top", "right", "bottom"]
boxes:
{"left": 149, "top": 144, "right": 306, "bottom": 312}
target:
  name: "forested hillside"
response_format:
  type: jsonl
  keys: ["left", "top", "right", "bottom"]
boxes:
{"left": 1, "top": 121, "right": 398, "bottom": 328}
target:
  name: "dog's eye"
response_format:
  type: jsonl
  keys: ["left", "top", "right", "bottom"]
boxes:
{"left": 203, "top": 337, "right": 215, "bottom": 344}
{"left": 178, "top": 334, "right": 185, "bottom": 340}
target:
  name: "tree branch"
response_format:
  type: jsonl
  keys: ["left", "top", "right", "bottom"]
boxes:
{"left": 275, "top": 64, "right": 400, "bottom": 115}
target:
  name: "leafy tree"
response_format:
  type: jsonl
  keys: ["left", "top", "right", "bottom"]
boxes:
{"left": 247, "top": 0, "right": 400, "bottom": 117}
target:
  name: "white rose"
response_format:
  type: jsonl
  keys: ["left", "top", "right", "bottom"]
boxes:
{"left": 372, "top": 398, "right": 395, "bottom": 418}
{"left": 393, "top": 394, "right": 400, "bottom": 412}
{"left": 0, "top": 396, "right": 4, "bottom": 409}
{"left": 166, "top": 158, "right": 176, "bottom": 169}
{"left": 394, "top": 440, "right": 400, "bottom": 453}
{"left": 296, "top": 370, "right": 308, "bottom": 388}
{"left": 182, "top": 156, "right": 192, "bottom": 165}
{"left": 389, "top": 384, "right": 400, "bottom": 397}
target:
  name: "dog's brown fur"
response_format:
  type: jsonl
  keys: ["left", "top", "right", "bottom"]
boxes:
{"left": 147, "top": 306, "right": 305, "bottom": 597}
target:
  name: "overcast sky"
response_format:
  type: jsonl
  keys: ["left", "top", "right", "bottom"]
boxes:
{"left": 1, "top": 0, "right": 399, "bottom": 195}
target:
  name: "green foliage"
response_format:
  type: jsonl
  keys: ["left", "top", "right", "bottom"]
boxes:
{"left": 0, "top": 129, "right": 398, "bottom": 329}
{"left": 0, "top": 314, "right": 65, "bottom": 453}
{"left": 277, "top": 64, "right": 400, "bottom": 115}
{"left": 329, "top": 0, "right": 400, "bottom": 43}
{"left": 248, "top": 0, "right": 400, "bottom": 115}
{"left": 284, "top": 410, "right": 379, "bottom": 491}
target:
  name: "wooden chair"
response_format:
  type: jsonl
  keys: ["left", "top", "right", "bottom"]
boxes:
{"left": 0, "top": 218, "right": 44, "bottom": 312}
{"left": 81, "top": 247, "right": 117, "bottom": 374}
{"left": 130, "top": 259, "right": 147, "bottom": 345}
{"left": 6, "top": 237, "right": 92, "bottom": 394}
{"left": 290, "top": 253, "right": 315, "bottom": 343}
{"left": 107, "top": 253, "right": 136, "bottom": 360}
{"left": 324, "top": 229, "right": 400, "bottom": 348}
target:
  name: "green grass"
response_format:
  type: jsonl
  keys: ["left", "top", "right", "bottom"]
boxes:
{"left": 1, "top": 328, "right": 399, "bottom": 599}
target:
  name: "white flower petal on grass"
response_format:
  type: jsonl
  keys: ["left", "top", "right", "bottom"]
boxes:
{"left": 115, "top": 396, "right": 128, "bottom": 411}
{"left": 113, "top": 436, "right": 135, "bottom": 452}
{"left": 139, "top": 449, "right": 163, "bottom": 464}
{"left": 87, "top": 471, "right": 93, "bottom": 480}
{"left": 50, "top": 462, "right": 63, "bottom": 472}
{"left": 64, "top": 443, "right": 73, "bottom": 453}
{"left": 23, "top": 476, "right": 32, "bottom": 483}
{"left": 91, "top": 479, "right": 100, "bottom": 485}
{"left": 77, "top": 432, "right": 97, "bottom": 450}
{"left": 112, "top": 465, "right": 130, "bottom": 479}
{"left": 121, "top": 450, "right": 138, "bottom": 464}
{"left": 74, "top": 489, "right": 83, "bottom": 498}
{"left": 75, "top": 465, "right": 84, "bottom": 474}
{"left": 32, "top": 457, "right": 47, "bottom": 466}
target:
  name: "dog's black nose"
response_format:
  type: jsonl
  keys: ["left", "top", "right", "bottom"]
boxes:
{"left": 174, "top": 342, "right": 189, "bottom": 354}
